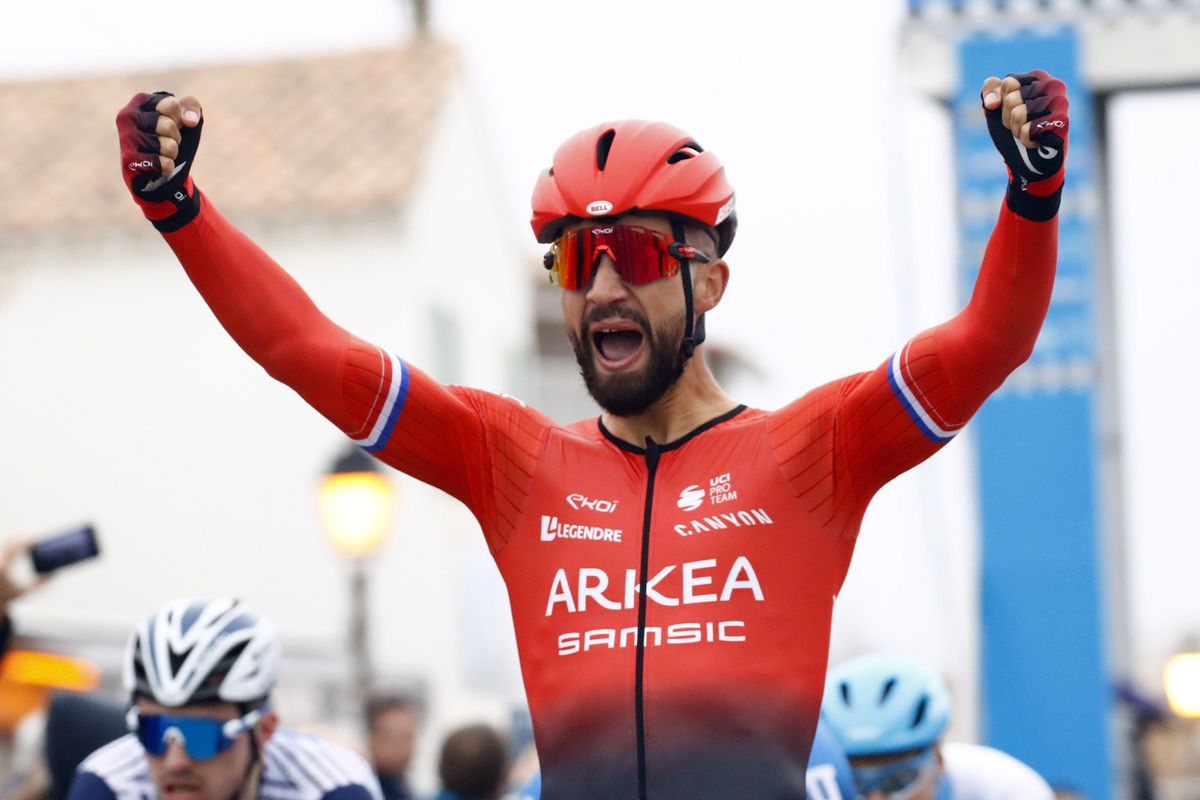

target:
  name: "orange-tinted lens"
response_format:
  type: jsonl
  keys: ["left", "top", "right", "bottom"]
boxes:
{"left": 549, "top": 225, "right": 680, "bottom": 290}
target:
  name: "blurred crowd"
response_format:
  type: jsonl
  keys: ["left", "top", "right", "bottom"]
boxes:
{"left": 0, "top": 537, "right": 540, "bottom": 800}
{"left": 0, "top": 533, "right": 1185, "bottom": 800}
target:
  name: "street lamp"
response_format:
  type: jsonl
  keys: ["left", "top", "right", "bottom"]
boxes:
{"left": 1164, "top": 650, "right": 1200, "bottom": 718}
{"left": 317, "top": 447, "right": 395, "bottom": 711}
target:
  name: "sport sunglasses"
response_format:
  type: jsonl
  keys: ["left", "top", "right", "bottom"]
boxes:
{"left": 544, "top": 224, "right": 710, "bottom": 290}
{"left": 850, "top": 746, "right": 937, "bottom": 799}
{"left": 127, "top": 706, "right": 264, "bottom": 761}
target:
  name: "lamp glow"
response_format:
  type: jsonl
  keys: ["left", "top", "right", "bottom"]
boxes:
{"left": 317, "top": 471, "right": 394, "bottom": 559}
{"left": 1164, "top": 652, "right": 1200, "bottom": 718}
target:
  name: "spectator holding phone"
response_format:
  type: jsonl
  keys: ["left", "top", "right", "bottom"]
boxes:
{"left": 0, "top": 539, "right": 51, "bottom": 657}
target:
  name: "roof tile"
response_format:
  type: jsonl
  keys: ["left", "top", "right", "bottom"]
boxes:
{"left": 0, "top": 40, "right": 457, "bottom": 243}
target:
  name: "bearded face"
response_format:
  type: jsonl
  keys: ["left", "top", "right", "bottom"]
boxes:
{"left": 569, "top": 303, "right": 686, "bottom": 417}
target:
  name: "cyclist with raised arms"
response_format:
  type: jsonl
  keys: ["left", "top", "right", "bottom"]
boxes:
{"left": 822, "top": 653, "right": 1055, "bottom": 799}
{"left": 68, "top": 598, "right": 382, "bottom": 800}
{"left": 114, "top": 71, "right": 1068, "bottom": 799}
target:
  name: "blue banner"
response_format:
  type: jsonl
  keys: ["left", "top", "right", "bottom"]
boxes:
{"left": 956, "top": 28, "right": 1112, "bottom": 798}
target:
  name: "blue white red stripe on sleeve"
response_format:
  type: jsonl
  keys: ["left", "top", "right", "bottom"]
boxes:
{"left": 886, "top": 344, "right": 960, "bottom": 443}
{"left": 352, "top": 352, "right": 410, "bottom": 452}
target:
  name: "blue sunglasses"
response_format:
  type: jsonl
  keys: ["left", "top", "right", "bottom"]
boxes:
{"left": 126, "top": 707, "right": 264, "bottom": 761}
{"left": 850, "top": 746, "right": 936, "bottom": 799}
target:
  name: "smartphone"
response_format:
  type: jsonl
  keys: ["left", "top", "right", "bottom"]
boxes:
{"left": 29, "top": 524, "right": 101, "bottom": 574}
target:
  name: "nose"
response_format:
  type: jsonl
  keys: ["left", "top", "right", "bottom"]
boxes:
{"left": 866, "top": 791, "right": 886, "bottom": 800}
{"left": 161, "top": 739, "right": 194, "bottom": 771}
{"left": 584, "top": 259, "right": 630, "bottom": 307}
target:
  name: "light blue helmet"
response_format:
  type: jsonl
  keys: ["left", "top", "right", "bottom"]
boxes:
{"left": 821, "top": 653, "right": 952, "bottom": 757}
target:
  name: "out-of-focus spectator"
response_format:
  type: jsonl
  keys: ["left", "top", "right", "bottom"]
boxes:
{"left": 44, "top": 693, "right": 126, "bottom": 799}
{"left": 435, "top": 724, "right": 508, "bottom": 800}
{"left": 4, "top": 711, "right": 50, "bottom": 800}
{"left": 0, "top": 538, "right": 52, "bottom": 657}
{"left": 367, "top": 693, "right": 421, "bottom": 800}
{"left": 66, "top": 597, "right": 383, "bottom": 800}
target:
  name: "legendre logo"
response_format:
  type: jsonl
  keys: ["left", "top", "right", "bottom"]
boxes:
{"left": 540, "top": 515, "right": 623, "bottom": 543}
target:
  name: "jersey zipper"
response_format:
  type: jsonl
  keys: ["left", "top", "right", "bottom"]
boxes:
{"left": 635, "top": 437, "right": 660, "bottom": 800}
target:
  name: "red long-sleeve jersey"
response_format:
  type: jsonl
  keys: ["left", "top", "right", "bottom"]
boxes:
{"left": 162, "top": 198, "right": 1055, "bottom": 800}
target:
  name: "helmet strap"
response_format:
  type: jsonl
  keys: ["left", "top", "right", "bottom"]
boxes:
{"left": 670, "top": 220, "right": 705, "bottom": 359}
{"left": 231, "top": 701, "right": 264, "bottom": 800}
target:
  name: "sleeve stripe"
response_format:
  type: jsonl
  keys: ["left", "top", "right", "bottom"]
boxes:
{"left": 887, "top": 347, "right": 959, "bottom": 442}
{"left": 352, "top": 354, "right": 409, "bottom": 452}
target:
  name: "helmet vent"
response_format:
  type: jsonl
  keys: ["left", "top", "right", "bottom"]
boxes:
{"left": 910, "top": 696, "right": 930, "bottom": 729}
{"left": 880, "top": 677, "right": 897, "bottom": 703}
{"left": 839, "top": 681, "right": 851, "bottom": 705}
{"left": 169, "top": 648, "right": 189, "bottom": 676}
{"left": 596, "top": 129, "right": 617, "bottom": 171}
{"left": 667, "top": 142, "right": 704, "bottom": 164}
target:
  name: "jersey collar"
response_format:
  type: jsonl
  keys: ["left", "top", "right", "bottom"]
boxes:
{"left": 597, "top": 404, "right": 747, "bottom": 454}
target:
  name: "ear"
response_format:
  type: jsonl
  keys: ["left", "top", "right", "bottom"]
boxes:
{"left": 256, "top": 709, "right": 280, "bottom": 745}
{"left": 692, "top": 259, "right": 729, "bottom": 315}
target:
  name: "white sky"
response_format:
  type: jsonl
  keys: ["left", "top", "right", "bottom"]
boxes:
{"left": 4, "top": 0, "right": 1198, "bottom": 703}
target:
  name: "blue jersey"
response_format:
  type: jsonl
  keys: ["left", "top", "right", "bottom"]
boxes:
{"left": 68, "top": 729, "right": 383, "bottom": 800}
{"left": 513, "top": 772, "right": 541, "bottom": 800}
{"left": 806, "top": 720, "right": 856, "bottom": 800}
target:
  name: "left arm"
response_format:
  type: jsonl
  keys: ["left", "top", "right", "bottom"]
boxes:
{"left": 730, "top": 73, "right": 1068, "bottom": 540}
{"left": 838, "top": 71, "right": 1070, "bottom": 504}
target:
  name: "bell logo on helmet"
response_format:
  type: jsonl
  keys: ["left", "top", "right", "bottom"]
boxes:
{"left": 715, "top": 196, "right": 736, "bottom": 225}
{"left": 586, "top": 200, "right": 614, "bottom": 216}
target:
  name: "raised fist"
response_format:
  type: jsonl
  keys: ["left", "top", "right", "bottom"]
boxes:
{"left": 116, "top": 92, "right": 205, "bottom": 231}
{"left": 980, "top": 71, "right": 1068, "bottom": 221}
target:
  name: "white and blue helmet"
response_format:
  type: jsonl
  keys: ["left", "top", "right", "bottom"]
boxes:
{"left": 123, "top": 598, "right": 279, "bottom": 707}
{"left": 822, "top": 653, "right": 952, "bottom": 757}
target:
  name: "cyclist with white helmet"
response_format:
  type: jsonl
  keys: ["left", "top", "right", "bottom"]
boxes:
{"left": 67, "top": 598, "right": 383, "bottom": 800}
{"left": 822, "top": 654, "right": 1054, "bottom": 800}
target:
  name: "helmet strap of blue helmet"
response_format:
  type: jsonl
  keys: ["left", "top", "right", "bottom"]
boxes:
{"left": 670, "top": 219, "right": 705, "bottom": 359}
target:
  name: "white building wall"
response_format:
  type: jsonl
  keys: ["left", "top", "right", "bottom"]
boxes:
{"left": 0, "top": 74, "right": 531, "bottom": 779}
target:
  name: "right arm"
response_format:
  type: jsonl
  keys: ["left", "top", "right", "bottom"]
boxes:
{"left": 116, "top": 93, "right": 549, "bottom": 536}
{"left": 164, "top": 199, "right": 541, "bottom": 522}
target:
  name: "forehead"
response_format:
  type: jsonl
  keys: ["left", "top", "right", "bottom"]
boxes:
{"left": 374, "top": 706, "right": 419, "bottom": 728}
{"left": 564, "top": 213, "right": 673, "bottom": 236}
{"left": 137, "top": 698, "right": 241, "bottom": 719}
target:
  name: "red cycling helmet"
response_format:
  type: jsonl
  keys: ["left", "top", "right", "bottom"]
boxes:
{"left": 530, "top": 120, "right": 737, "bottom": 256}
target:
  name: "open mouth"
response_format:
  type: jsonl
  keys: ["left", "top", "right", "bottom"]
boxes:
{"left": 591, "top": 322, "right": 645, "bottom": 371}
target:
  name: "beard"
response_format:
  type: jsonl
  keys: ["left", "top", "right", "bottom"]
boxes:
{"left": 569, "top": 305, "right": 686, "bottom": 417}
